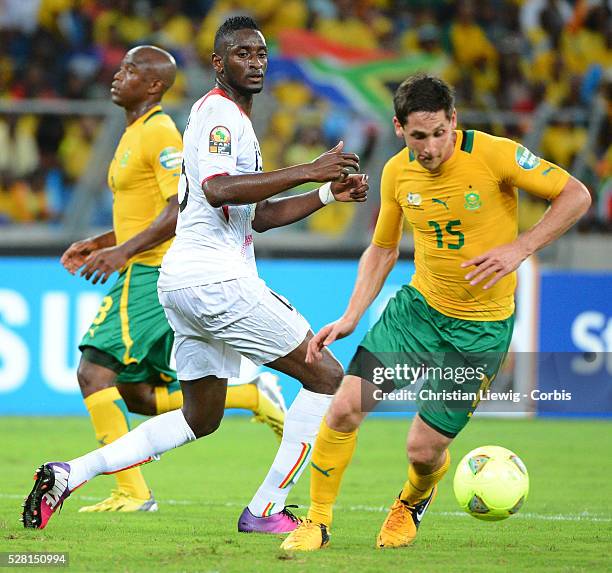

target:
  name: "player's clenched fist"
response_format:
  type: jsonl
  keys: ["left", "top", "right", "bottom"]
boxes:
{"left": 308, "top": 140, "right": 360, "bottom": 182}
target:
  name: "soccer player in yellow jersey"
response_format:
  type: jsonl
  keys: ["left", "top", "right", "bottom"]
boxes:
{"left": 282, "top": 74, "right": 591, "bottom": 551}
{"left": 61, "top": 45, "right": 286, "bottom": 513}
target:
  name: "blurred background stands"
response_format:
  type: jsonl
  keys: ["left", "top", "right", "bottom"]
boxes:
{"left": 0, "top": 0, "right": 609, "bottom": 264}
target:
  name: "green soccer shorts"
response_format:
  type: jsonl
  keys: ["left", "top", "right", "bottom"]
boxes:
{"left": 79, "top": 263, "right": 176, "bottom": 384}
{"left": 347, "top": 285, "right": 514, "bottom": 437}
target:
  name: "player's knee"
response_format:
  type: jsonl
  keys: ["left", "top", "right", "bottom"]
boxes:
{"left": 193, "top": 418, "right": 222, "bottom": 438}
{"left": 183, "top": 410, "right": 223, "bottom": 439}
{"left": 77, "top": 362, "right": 104, "bottom": 395}
{"left": 326, "top": 395, "right": 361, "bottom": 432}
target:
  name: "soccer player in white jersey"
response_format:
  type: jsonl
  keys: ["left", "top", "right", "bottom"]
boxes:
{"left": 22, "top": 16, "right": 368, "bottom": 532}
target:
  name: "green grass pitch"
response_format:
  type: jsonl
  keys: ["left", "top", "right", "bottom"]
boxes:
{"left": 1, "top": 416, "right": 611, "bottom": 572}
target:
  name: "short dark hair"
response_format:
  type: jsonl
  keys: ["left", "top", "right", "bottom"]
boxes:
{"left": 214, "top": 16, "right": 261, "bottom": 53}
{"left": 393, "top": 74, "right": 455, "bottom": 126}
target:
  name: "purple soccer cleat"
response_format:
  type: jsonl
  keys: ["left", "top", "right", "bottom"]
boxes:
{"left": 238, "top": 506, "right": 301, "bottom": 534}
{"left": 22, "top": 462, "right": 74, "bottom": 529}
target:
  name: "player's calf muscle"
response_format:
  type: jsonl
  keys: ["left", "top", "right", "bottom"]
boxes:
{"left": 118, "top": 384, "right": 157, "bottom": 416}
{"left": 269, "top": 340, "right": 343, "bottom": 394}
{"left": 407, "top": 418, "right": 452, "bottom": 470}
{"left": 309, "top": 356, "right": 343, "bottom": 394}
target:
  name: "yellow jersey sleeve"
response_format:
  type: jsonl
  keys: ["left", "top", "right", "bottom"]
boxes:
{"left": 372, "top": 158, "right": 404, "bottom": 248}
{"left": 483, "top": 134, "right": 570, "bottom": 200}
{"left": 142, "top": 118, "right": 183, "bottom": 201}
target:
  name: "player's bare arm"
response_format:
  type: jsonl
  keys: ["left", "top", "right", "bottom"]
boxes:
{"left": 203, "top": 141, "right": 359, "bottom": 208}
{"left": 252, "top": 174, "right": 368, "bottom": 232}
{"left": 61, "top": 231, "right": 116, "bottom": 274}
{"left": 462, "top": 176, "right": 591, "bottom": 290}
{"left": 306, "top": 243, "right": 399, "bottom": 363}
{"left": 80, "top": 195, "right": 179, "bottom": 285}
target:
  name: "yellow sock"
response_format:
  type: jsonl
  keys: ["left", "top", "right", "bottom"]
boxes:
{"left": 154, "top": 381, "right": 183, "bottom": 414}
{"left": 155, "top": 381, "right": 259, "bottom": 414}
{"left": 306, "top": 419, "right": 358, "bottom": 527}
{"left": 224, "top": 383, "right": 258, "bottom": 412}
{"left": 400, "top": 450, "right": 451, "bottom": 504}
{"left": 84, "top": 387, "right": 150, "bottom": 499}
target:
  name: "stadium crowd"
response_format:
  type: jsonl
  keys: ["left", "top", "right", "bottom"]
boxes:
{"left": 0, "top": 0, "right": 609, "bottom": 231}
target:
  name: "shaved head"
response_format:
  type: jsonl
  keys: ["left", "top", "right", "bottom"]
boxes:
{"left": 127, "top": 45, "right": 177, "bottom": 95}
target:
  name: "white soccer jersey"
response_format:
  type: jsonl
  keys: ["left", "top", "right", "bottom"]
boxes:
{"left": 158, "top": 87, "right": 263, "bottom": 291}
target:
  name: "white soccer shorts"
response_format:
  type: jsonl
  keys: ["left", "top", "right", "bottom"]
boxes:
{"left": 158, "top": 276, "right": 311, "bottom": 381}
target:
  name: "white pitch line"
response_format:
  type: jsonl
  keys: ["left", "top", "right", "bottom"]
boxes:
{"left": 3, "top": 493, "right": 611, "bottom": 523}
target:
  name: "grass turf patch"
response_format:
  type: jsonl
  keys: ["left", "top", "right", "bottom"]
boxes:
{"left": 1, "top": 416, "right": 610, "bottom": 572}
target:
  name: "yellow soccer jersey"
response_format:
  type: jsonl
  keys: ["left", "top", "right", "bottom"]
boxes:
{"left": 108, "top": 105, "right": 182, "bottom": 267}
{"left": 373, "top": 130, "right": 570, "bottom": 321}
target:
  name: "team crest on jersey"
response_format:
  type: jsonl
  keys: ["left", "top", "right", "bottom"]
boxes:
{"left": 406, "top": 192, "right": 423, "bottom": 209}
{"left": 464, "top": 188, "right": 481, "bottom": 210}
{"left": 209, "top": 126, "right": 231, "bottom": 155}
{"left": 515, "top": 146, "right": 540, "bottom": 170}
{"left": 119, "top": 149, "right": 131, "bottom": 168}
{"left": 159, "top": 147, "right": 182, "bottom": 170}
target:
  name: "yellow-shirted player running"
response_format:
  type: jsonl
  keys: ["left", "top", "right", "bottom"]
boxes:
{"left": 281, "top": 73, "right": 591, "bottom": 551}
{"left": 61, "top": 46, "right": 286, "bottom": 514}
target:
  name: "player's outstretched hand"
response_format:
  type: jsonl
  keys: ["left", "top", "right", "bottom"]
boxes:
{"left": 61, "top": 238, "right": 98, "bottom": 274}
{"left": 306, "top": 317, "right": 357, "bottom": 363}
{"left": 80, "top": 245, "right": 129, "bottom": 285}
{"left": 461, "top": 241, "right": 529, "bottom": 290}
{"left": 309, "top": 141, "right": 359, "bottom": 183}
{"left": 331, "top": 174, "right": 368, "bottom": 202}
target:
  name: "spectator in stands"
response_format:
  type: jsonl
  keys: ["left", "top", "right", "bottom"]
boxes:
{"left": 449, "top": 0, "right": 498, "bottom": 70}
{"left": 4, "top": 168, "right": 54, "bottom": 224}
{"left": 0, "top": 113, "right": 39, "bottom": 177}
{"left": 315, "top": 0, "right": 379, "bottom": 50}
{"left": 0, "top": 0, "right": 608, "bottom": 234}
{"left": 58, "top": 116, "right": 98, "bottom": 186}
{"left": 151, "top": 0, "right": 194, "bottom": 57}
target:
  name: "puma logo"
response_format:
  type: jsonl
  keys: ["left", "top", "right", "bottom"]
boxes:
{"left": 311, "top": 462, "right": 335, "bottom": 477}
{"left": 432, "top": 198, "right": 449, "bottom": 210}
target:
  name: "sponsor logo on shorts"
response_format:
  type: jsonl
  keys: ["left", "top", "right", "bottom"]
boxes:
{"left": 515, "top": 146, "right": 540, "bottom": 170}
{"left": 209, "top": 126, "right": 231, "bottom": 155}
{"left": 159, "top": 146, "right": 182, "bottom": 170}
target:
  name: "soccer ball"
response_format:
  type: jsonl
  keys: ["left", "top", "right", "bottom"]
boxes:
{"left": 453, "top": 445, "right": 529, "bottom": 521}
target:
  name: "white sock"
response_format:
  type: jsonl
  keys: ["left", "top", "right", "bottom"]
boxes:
{"left": 247, "top": 388, "right": 333, "bottom": 516}
{"left": 66, "top": 409, "right": 196, "bottom": 490}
